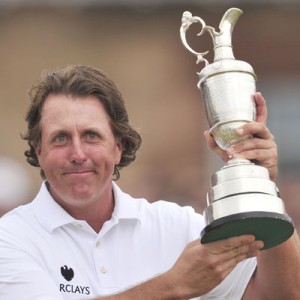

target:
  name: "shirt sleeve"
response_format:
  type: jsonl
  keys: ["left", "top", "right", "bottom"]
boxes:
{"left": 201, "top": 257, "right": 257, "bottom": 299}
{"left": 0, "top": 229, "right": 64, "bottom": 300}
{"left": 181, "top": 209, "right": 257, "bottom": 300}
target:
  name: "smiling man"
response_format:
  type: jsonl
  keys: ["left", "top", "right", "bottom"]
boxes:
{"left": 36, "top": 94, "right": 122, "bottom": 232}
{"left": 0, "top": 65, "right": 299, "bottom": 299}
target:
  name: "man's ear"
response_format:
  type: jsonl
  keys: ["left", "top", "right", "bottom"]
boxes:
{"left": 34, "top": 145, "right": 41, "bottom": 158}
{"left": 114, "top": 139, "right": 123, "bottom": 165}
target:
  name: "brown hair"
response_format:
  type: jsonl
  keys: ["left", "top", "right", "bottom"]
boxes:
{"left": 22, "top": 65, "right": 142, "bottom": 180}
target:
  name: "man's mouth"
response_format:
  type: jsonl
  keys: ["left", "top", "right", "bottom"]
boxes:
{"left": 63, "top": 169, "right": 95, "bottom": 176}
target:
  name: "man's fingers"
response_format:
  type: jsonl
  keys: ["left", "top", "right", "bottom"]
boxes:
{"left": 254, "top": 92, "right": 267, "bottom": 125}
{"left": 203, "top": 235, "right": 263, "bottom": 276}
{"left": 237, "top": 122, "right": 274, "bottom": 141}
{"left": 206, "top": 235, "right": 258, "bottom": 254}
{"left": 204, "top": 130, "right": 228, "bottom": 162}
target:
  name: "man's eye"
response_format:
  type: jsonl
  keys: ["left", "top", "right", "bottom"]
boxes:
{"left": 87, "top": 132, "right": 98, "bottom": 140}
{"left": 56, "top": 135, "right": 67, "bottom": 142}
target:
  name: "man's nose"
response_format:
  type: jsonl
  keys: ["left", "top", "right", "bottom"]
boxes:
{"left": 70, "top": 139, "right": 87, "bottom": 164}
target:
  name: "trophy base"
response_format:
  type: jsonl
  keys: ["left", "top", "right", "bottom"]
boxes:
{"left": 200, "top": 211, "right": 294, "bottom": 250}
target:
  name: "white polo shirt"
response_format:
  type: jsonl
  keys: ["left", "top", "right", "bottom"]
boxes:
{"left": 0, "top": 182, "right": 256, "bottom": 299}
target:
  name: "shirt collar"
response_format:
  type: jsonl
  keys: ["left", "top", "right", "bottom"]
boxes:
{"left": 112, "top": 182, "right": 141, "bottom": 221}
{"left": 32, "top": 181, "right": 141, "bottom": 232}
{"left": 32, "top": 182, "right": 76, "bottom": 232}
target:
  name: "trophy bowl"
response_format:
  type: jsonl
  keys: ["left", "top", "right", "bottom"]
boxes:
{"left": 199, "top": 60, "right": 256, "bottom": 150}
{"left": 180, "top": 8, "right": 294, "bottom": 250}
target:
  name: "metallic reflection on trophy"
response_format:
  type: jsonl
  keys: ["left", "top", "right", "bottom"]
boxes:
{"left": 180, "top": 8, "right": 294, "bottom": 249}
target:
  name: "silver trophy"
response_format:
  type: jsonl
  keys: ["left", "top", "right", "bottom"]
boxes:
{"left": 180, "top": 8, "right": 293, "bottom": 249}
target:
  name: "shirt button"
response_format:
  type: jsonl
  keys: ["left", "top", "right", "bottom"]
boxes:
{"left": 100, "top": 266, "right": 107, "bottom": 274}
{"left": 75, "top": 224, "right": 83, "bottom": 229}
{"left": 96, "top": 241, "right": 101, "bottom": 248}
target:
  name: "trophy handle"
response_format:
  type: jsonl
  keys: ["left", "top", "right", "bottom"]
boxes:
{"left": 180, "top": 8, "right": 243, "bottom": 64}
{"left": 180, "top": 11, "right": 217, "bottom": 66}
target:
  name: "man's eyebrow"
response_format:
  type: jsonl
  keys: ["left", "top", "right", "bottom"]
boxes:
{"left": 48, "top": 129, "right": 69, "bottom": 139}
{"left": 83, "top": 127, "right": 104, "bottom": 133}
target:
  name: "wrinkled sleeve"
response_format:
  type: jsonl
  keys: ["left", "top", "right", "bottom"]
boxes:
{"left": 0, "top": 229, "right": 64, "bottom": 300}
{"left": 202, "top": 257, "right": 257, "bottom": 299}
{"left": 184, "top": 209, "right": 257, "bottom": 300}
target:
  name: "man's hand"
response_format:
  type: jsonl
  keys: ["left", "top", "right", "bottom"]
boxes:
{"left": 204, "top": 92, "right": 278, "bottom": 181}
{"left": 166, "top": 235, "right": 263, "bottom": 299}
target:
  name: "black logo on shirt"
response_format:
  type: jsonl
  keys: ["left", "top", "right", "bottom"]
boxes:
{"left": 61, "top": 265, "right": 74, "bottom": 281}
{"left": 59, "top": 265, "right": 91, "bottom": 295}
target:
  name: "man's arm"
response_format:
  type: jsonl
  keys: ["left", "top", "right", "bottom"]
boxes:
{"left": 205, "top": 92, "right": 300, "bottom": 298}
{"left": 232, "top": 93, "right": 300, "bottom": 299}
{"left": 93, "top": 236, "right": 262, "bottom": 300}
{"left": 243, "top": 232, "right": 300, "bottom": 299}
{"left": 0, "top": 232, "right": 261, "bottom": 300}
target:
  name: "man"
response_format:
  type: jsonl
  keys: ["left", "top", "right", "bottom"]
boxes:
{"left": 0, "top": 65, "right": 299, "bottom": 299}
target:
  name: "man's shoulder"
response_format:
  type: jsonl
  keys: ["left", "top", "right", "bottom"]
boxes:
{"left": 1, "top": 202, "right": 32, "bottom": 222}
{"left": 0, "top": 203, "right": 36, "bottom": 238}
{"left": 119, "top": 190, "right": 196, "bottom": 216}
{"left": 113, "top": 184, "right": 204, "bottom": 234}
{"left": 115, "top": 183, "right": 199, "bottom": 213}
{"left": 146, "top": 199, "right": 196, "bottom": 214}
{"left": 129, "top": 195, "right": 204, "bottom": 227}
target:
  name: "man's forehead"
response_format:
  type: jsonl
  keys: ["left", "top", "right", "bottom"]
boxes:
{"left": 42, "top": 95, "right": 107, "bottom": 116}
{"left": 40, "top": 95, "right": 112, "bottom": 132}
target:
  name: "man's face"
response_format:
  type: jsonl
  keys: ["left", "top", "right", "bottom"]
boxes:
{"left": 35, "top": 94, "right": 122, "bottom": 212}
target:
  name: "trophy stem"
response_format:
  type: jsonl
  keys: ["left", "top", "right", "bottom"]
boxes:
{"left": 202, "top": 158, "right": 294, "bottom": 250}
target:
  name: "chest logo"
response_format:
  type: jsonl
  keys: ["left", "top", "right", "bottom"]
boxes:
{"left": 61, "top": 265, "right": 74, "bottom": 281}
{"left": 59, "top": 265, "right": 91, "bottom": 295}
